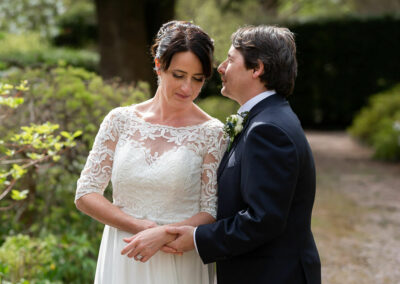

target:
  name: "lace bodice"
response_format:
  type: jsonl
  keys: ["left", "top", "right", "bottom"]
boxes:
{"left": 75, "top": 106, "right": 227, "bottom": 224}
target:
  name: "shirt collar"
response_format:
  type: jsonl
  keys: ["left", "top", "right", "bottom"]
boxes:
{"left": 237, "top": 90, "right": 276, "bottom": 114}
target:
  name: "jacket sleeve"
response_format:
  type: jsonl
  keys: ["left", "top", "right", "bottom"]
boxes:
{"left": 195, "top": 123, "right": 299, "bottom": 263}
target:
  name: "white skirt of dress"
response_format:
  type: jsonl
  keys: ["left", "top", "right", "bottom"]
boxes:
{"left": 94, "top": 225, "right": 215, "bottom": 284}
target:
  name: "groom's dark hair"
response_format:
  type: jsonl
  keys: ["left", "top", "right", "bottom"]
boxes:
{"left": 231, "top": 25, "right": 297, "bottom": 98}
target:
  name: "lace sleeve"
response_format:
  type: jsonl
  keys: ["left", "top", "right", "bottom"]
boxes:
{"left": 75, "top": 108, "right": 123, "bottom": 202}
{"left": 199, "top": 124, "right": 228, "bottom": 218}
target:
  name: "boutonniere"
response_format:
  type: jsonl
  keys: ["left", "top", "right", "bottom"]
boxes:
{"left": 224, "top": 111, "right": 249, "bottom": 152}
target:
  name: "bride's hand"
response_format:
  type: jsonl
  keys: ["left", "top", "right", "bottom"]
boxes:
{"left": 134, "top": 218, "right": 157, "bottom": 233}
{"left": 121, "top": 226, "right": 176, "bottom": 262}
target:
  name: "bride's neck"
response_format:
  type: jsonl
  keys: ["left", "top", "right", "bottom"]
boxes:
{"left": 147, "top": 91, "right": 194, "bottom": 123}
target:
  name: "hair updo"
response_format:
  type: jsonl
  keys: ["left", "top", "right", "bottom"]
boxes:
{"left": 151, "top": 21, "right": 214, "bottom": 79}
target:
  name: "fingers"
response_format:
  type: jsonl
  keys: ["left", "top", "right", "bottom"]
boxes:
{"left": 160, "top": 245, "right": 176, "bottom": 253}
{"left": 123, "top": 235, "right": 136, "bottom": 243}
{"left": 164, "top": 226, "right": 183, "bottom": 235}
{"left": 121, "top": 238, "right": 138, "bottom": 255}
{"left": 166, "top": 239, "right": 180, "bottom": 250}
{"left": 160, "top": 245, "right": 183, "bottom": 255}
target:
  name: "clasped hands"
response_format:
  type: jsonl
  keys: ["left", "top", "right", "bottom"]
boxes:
{"left": 120, "top": 224, "right": 195, "bottom": 263}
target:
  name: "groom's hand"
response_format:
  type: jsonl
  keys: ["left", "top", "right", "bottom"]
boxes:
{"left": 164, "top": 226, "right": 195, "bottom": 252}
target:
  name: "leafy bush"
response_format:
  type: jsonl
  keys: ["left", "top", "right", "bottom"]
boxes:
{"left": 197, "top": 95, "right": 239, "bottom": 123}
{"left": 53, "top": 1, "right": 97, "bottom": 47}
{"left": 0, "top": 233, "right": 96, "bottom": 283}
{"left": 45, "top": 233, "right": 97, "bottom": 283}
{"left": 0, "top": 234, "right": 56, "bottom": 283}
{"left": 0, "top": 33, "right": 99, "bottom": 71}
{"left": 348, "top": 84, "right": 400, "bottom": 161}
{"left": 0, "top": 0, "right": 65, "bottom": 38}
{"left": 0, "top": 65, "right": 149, "bottom": 259}
{"left": 1, "top": 81, "right": 83, "bottom": 212}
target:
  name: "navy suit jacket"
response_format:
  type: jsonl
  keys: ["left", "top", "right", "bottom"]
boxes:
{"left": 196, "top": 94, "right": 321, "bottom": 284}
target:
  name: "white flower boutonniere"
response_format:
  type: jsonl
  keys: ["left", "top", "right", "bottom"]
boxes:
{"left": 224, "top": 111, "right": 249, "bottom": 152}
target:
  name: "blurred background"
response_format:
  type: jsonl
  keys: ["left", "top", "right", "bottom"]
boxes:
{"left": 0, "top": 0, "right": 399, "bottom": 283}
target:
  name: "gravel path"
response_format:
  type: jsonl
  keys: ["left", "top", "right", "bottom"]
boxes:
{"left": 307, "top": 131, "right": 400, "bottom": 284}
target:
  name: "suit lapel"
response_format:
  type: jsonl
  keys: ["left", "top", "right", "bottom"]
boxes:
{"left": 217, "top": 150, "right": 230, "bottom": 178}
{"left": 217, "top": 94, "right": 286, "bottom": 179}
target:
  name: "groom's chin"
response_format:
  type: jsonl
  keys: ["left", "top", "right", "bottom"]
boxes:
{"left": 220, "top": 88, "right": 229, "bottom": 97}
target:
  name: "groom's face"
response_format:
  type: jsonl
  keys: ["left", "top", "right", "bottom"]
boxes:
{"left": 217, "top": 45, "right": 253, "bottom": 104}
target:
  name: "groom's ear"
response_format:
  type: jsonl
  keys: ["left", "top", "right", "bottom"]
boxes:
{"left": 252, "top": 60, "right": 264, "bottom": 79}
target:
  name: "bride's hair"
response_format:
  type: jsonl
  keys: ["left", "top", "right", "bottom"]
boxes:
{"left": 151, "top": 21, "right": 214, "bottom": 79}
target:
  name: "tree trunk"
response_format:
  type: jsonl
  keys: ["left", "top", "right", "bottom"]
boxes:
{"left": 94, "top": 0, "right": 175, "bottom": 92}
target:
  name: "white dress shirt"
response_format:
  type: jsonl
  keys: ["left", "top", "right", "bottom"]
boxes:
{"left": 193, "top": 90, "right": 276, "bottom": 254}
{"left": 237, "top": 90, "right": 276, "bottom": 114}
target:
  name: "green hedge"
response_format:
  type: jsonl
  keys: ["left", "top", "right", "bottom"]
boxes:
{"left": 201, "top": 15, "right": 400, "bottom": 129}
{"left": 0, "top": 33, "right": 99, "bottom": 72}
{"left": 287, "top": 15, "right": 400, "bottom": 128}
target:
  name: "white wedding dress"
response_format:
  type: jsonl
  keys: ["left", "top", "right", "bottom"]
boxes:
{"left": 75, "top": 105, "right": 226, "bottom": 284}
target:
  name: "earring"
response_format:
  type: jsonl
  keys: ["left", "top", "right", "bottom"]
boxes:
{"left": 155, "top": 58, "right": 161, "bottom": 75}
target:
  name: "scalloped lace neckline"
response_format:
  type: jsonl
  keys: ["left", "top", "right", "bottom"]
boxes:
{"left": 130, "top": 106, "right": 216, "bottom": 129}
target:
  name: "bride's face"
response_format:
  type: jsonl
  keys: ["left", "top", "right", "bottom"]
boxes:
{"left": 158, "top": 51, "right": 205, "bottom": 107}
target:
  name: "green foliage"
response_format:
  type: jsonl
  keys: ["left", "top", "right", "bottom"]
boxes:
{"left": 0, "top": 233, "right": 95, "bottom": 283}
{"left": 197, "top": 95, "right": 239, "bottom": 123}
{"left": 53, "top": 1, "right": 97, "bottom": 47}
{"left": 0, "top": 33, "right": 99, "bottom": 71}
{"left": 0, "top": 0, "right": 66, "bottom": 38}
{"left": 349, "top": 84, "right": 400, "bottom": 161}
{"left": 0, "top": 234, "right": 56, "bottom": 283}
{"left": 0, "top": 80, "right": 81, "bottom": 213}
{"left": 177, "top": 0, "right": 264, "bottom": 62}
{"left": 48, "top": 233, "right": 97, "bottom": 283}
{"left": 0, "top": 81, "right": 27, "bottom": 108}
{"left": 2, "top": 65, "right": 149, "bottom": 146}
{"left": 279, "top": 0, "right": 354, "bottom": 19}
{"left": 0, "top": 65, "right": 149, "bottom": 281}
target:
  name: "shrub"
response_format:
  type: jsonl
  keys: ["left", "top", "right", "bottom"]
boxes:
{"left": 0, "top": 33, "right": 99, "bottom": 71}
{"left": 1, "top": 81, "right": 84, "bottom": 213}
{"left": 0, "top": 234, "right": 56, "bottom": 283}
{"left": 0, "top": 0, "right": 65, "bottom": 38}
{"left": 0, "top": 64, "right": 149, "bottom": 244}
{"left": 0, "top": 233, "right": 96, "bottom": 283}
{"left": 52, "top": 2, "right": 97, "bottom": 47}
{"left": 197, "top": 95, "right": 239, "bottom": 123}
{"left": 348, "top": 84, "right": 400, "bottom": 161}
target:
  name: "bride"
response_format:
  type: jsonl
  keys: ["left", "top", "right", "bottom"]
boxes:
{"left": 75, "top": 21, "right": 226, "bottom": 283}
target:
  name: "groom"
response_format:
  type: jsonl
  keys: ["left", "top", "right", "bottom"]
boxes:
{"left": 167, "top": 25, "right": 321, "bottom": 283}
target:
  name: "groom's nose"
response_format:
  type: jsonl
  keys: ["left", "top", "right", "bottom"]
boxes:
{"left": 218, "top": 60, "right": 227, "bottom": 74}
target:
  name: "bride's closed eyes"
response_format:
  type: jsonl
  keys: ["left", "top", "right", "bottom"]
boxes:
{"left": 172, "top": 72, "right": 204, "bottom": 82}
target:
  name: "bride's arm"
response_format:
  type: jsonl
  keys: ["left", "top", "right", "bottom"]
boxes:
{"left": 75, "top": 108, "right": 156, "bottom": 235}
{"left": 76, "top": 193, "right": 156, "bottom": 234}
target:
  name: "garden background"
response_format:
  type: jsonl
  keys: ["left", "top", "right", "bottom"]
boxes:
{"left": 1, "top": 0, "right": 400, "bottom": 283}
